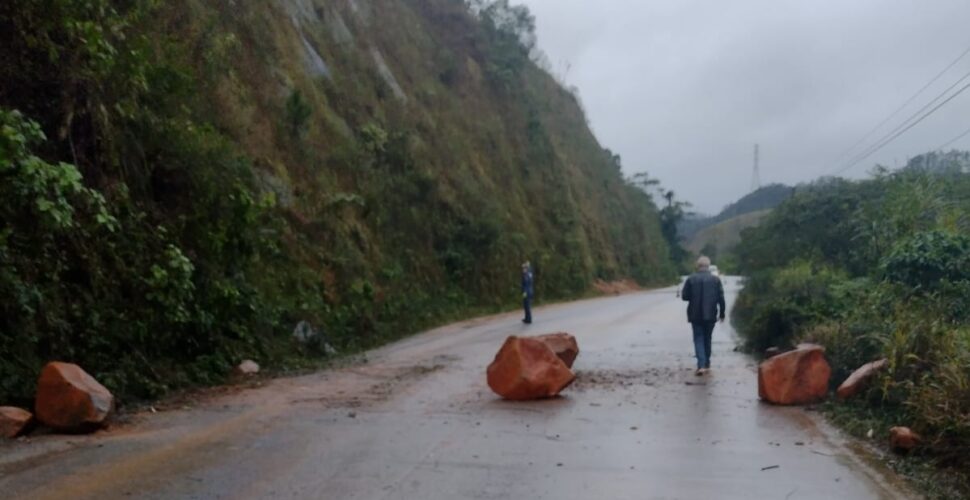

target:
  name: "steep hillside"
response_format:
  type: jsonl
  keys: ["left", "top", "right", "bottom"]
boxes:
{"left": 0, "top": 0, "right": 675, "bottom": 402}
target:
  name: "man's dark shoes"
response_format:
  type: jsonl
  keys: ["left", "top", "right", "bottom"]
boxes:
{"left": 522, "top": 319, "right": 532, "bottom": 324}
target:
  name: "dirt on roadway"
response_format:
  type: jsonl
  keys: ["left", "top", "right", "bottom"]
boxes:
{"left": 0, "top": 277, "right": 915, "bottom": 499}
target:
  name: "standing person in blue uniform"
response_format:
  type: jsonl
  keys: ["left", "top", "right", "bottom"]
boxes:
{"left": 521, "top": 262, "right": 534, "bottom": 324}
{"left": 680, "top": 256, "right": 725, "bottom": 375}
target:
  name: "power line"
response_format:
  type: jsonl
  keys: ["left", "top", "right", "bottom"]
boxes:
{"left": 834, "top": 80, "right": 970, "bottom": 175}
{"left": 836, "top": 67, "right": 970, "bottom": 173}
{"left": 831, "top": 40, "right": 970, "bottom": 166}
{"left": 934, "top": 124, "right": 970, "bottom": 151}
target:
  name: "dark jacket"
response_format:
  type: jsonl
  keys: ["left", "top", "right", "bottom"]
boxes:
{"left": 681, "top": 271, "right": 725, "bottom": 323}
{"left": 521, "top": 270, "right": 534, "bottom": 299}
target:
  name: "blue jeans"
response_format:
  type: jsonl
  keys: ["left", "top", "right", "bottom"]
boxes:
{"left": 523, "top": 296, "right": 532, "bottom": 323}
{"left": 691, "top": 321, "right": 715, "bottom": 369}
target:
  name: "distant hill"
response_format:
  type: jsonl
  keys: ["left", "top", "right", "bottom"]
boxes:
{"left": 686, "top": 209, "right": 771, "bottom": 259}
{"left": 680, "top": 184, "right": 794, "bottom": 239}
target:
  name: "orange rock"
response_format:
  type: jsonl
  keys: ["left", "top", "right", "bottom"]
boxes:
{"left": 487, "top": 336, "right": 575, "bottom": 400}
{"left": 35, "top": 362, "right": 114, "bottom": 432}
{"left": 0, "top": 406, "right": 34, "bottom": 438}
{"left": 836, "top": 359, "right": 887, "bottom": 401}
{"left": 889, "top": 426, "right": 921, "bottom": 452}
{"left": 758, "top": 344, "right": 831, "bottom": 405}
{"left": 533, "top": 333, "right": 580, "bottom": 368}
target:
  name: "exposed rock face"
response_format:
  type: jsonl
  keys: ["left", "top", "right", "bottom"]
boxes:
{"left": 889, "top": 426, "right": 921, "bottom": 452}
{"left": 758, "top": 344, "right": 831, "bottom": 405}
{"left": 35, "top": 362, "right": 114, "bottom": 433}
{"left": 487, "top": 336, "right": 575, "bottom": 400}
{"left": 533, "top": 333, "right": 580, "bottom": 368}
{"left": 0, "top": 406, "right": 34, "bottom": 438}
{"left": 836, "top": 359, "right": 888, "bottom": 401}
{"left": 234, "top": 360, "right": 260, "bottom": 376}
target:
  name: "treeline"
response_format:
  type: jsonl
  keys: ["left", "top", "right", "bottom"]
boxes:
{"left": 0, "top": 0, "right": 676, "bottom": 405}
{"left": 731, "top": 163, "right": 970, "bottom": 490}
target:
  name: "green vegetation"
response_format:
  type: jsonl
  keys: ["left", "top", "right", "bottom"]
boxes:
{"left": 0, "top": 0, "right": 677, "bottom": 405}
{"left": 731, "top": 163, "right": 970, "bottom": 493}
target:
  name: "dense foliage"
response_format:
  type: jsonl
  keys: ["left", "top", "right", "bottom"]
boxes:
{"left": 0, "top": 0, "right": 677, "bottom": 404}
{"left": 732, "top": 165, "right": 970, "bottom": 480}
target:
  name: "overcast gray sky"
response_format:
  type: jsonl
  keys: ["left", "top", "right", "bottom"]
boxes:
{"left": 514, "top": 0, "right": 970, "bottom": 214}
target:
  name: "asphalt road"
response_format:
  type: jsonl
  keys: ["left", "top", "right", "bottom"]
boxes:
{"left": 0, "top": 277, "right": 913, "bottom": 499}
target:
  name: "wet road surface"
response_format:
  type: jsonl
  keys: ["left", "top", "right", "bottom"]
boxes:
{"left": 0, "top": 278, "right": 913, "bottom": 499}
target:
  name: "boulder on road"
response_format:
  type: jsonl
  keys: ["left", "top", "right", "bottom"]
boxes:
{"left": 487, "top": 336, "right": 575, "bottom": 400}
{"left": 836, "top": 359, "right": 888, "bottom": 401}
{"left": 35, "top": 362, "right": 114, "bottom": 433}
{"left": 533, "top": 333, "right": 580, "bottom": 368}
{"left": 234, "top": 360, "right": 260, "bottom": 377}
{"left": 0, "top": 406, "right": 34, "bottom": 438}
{"left": 889, "top": 426, "right": 921, "bottom": 452}
{"left": 758, "top": 344, "right": 831, "bottom": 405}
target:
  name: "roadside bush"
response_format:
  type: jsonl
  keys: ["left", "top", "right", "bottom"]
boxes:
{"left": 732, "top": 261, "right": 846, "bottom": 352}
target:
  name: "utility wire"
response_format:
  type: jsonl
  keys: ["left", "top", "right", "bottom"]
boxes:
{"left": 836, "top": 67, "right": 970, "bottom": 173}
{"left": 934, "top": 124, "right": 970, "bottom": 151}
{"left": 834, "top": 80, "right": 970, "bottom": 175}
{"left": 831, "top": 41, "right": 970, "bottom": 166}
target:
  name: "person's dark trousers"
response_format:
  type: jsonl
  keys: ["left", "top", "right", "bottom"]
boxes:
{"left": 523, "top": 297, "right": 532, "bottom": 323}
{"left": 691, "top": 321, "right": 716, "bottom": 369}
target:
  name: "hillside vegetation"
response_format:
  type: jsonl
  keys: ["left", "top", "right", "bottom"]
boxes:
{"left": 731, "top": 162, "right": 970, "bottom": 494}
{"left": 0, "top": 0, "right": 676, "bottom": 404}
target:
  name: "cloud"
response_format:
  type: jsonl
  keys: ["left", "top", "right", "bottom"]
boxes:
{"left": 516, "top": 0, "right": 970, "bottom": 213}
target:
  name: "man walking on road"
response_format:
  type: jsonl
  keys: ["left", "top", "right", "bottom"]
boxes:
{"left": 681, "top": 256, "right": 725, "bottom": 375}
{"left": 521, "top": 262, "right": 534, "bottom": 324}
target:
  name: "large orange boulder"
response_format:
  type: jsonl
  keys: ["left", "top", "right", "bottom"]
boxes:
{"left": 836, "top": 359, "right": 887, "bottom": 401}
{"left": 758, "top": 344, "right": 831, "bottom": 405}
{"left": 0, "top": 406, "right": 34, "bottom": 438}
{"left": 35, "top": 362, "right": 114, "bottom": 432}
{"left": 487, "top": 336, "right": 575, "bottom": 400}
{"left": 533, "top": 333, "right": 580, "bottom": 368}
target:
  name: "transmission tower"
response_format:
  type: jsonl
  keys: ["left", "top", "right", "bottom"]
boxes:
{"left": 751, "top": 144, "right": 761, "bottom": 192}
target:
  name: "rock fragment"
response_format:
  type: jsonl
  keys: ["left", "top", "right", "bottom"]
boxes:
{"left": 35, "top": 362, "right": 114, "bottom": 433}
{"left": 889, "top": 426, "right": 921, "bottom": 453}
{"left": 757, "top": 344, "right": 831, "bottom": 405}
{"left": 836, "top": 359, "right": 887, "bottom": 401}
{"left": 234, "top": 360, "right": 260, "bottom": 377}
{"left": 487, "top": 336, "right": 575, "bottom": 400}
{"left": 0, "top": 406, "right": 34, "bottom": 438}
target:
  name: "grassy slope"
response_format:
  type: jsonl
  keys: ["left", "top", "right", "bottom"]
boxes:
{"left": 191, "top": 0, "right": 675, "bottom": 291}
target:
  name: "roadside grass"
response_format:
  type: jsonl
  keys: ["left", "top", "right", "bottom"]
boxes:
{"left": 822, "top": 399, "right": 970, "bottom": 499}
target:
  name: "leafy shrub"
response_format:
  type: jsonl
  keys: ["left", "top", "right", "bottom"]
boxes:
{"left": 882, "top": 231, "right": 970, "bottom": 290}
